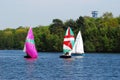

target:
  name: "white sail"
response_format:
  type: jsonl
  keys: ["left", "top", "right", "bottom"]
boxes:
{"left": 70, "top": 31, "right": 84, "bottom": 54}
{"left": 23, "top": 45, "right": 26, "bottom": 52}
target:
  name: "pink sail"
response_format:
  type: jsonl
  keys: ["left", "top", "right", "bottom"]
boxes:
{"left": 23, "top": 27, "right": 38, "bottom": 58}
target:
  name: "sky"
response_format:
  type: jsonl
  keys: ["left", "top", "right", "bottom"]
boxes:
{"left": 0, "top": 0, "right": 119, "bottom": 30}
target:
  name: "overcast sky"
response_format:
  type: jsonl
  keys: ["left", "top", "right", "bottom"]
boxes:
{"left": 0, "top": 0, "right": 119, "bottom": 30}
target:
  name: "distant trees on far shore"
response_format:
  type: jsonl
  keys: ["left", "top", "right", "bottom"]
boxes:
{"left": 0, "top": 12, "right": 120, "bottom": 53}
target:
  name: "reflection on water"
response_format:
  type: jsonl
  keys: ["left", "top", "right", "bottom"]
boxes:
{"left": 63, "top": 58, "right": 75, "bottom": 62}
{"left": 25, "top": 58, "right": 36, "bottom": 80}
{"left": 25, "top": 58, "right": 37, "bottom": 63}
{"left": 0, "top": 50, "right": 120, "bottom": 80}
{"left": 73, "top": 55, "right": 84, "bottom": 59}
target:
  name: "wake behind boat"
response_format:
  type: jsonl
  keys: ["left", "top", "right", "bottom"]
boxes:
{"left": 60, "top": 27, "right": 75, "bottom": 58}
{"left": 23, "top": 27, "right": 38, "bottom": 58}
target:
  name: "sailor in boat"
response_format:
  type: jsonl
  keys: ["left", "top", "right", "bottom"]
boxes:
{"left": 60, "top": 52, "right": 71, "bottom": 58}
{"left": 65, "top": 52, "right": 69, "bottom": 56}
{"left": 24, "top": 53, "right": 32, "bottom": 58}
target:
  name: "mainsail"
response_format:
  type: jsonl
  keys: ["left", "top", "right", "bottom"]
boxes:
{"left": 70, "top": 31, "right": 84, "bottom": 54}
{"left": 63, "top": 27, "right": 75, "bottom": 55}
{"left": 23, "top": 27, "right": 38, "bottom": 58}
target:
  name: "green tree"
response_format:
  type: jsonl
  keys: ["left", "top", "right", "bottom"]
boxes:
{"left": 49, "top": 19, "right": 64, "bottom": 37}
{"left": 14, "top": 28, "right": 27, "bottom": 49}
{"left": 2, "top": 28, "right": 14, "bottom": 49}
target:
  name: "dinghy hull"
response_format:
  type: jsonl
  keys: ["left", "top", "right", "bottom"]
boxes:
{"left": 24, "top": 55, "right": 32, "bottom": 58}
{"left": 60, "top": 55, "right": 71, "bottom": 58}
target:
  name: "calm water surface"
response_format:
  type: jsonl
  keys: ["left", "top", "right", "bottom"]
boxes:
{"left": 0, "top": 50, "right": 120, "bottom": 80}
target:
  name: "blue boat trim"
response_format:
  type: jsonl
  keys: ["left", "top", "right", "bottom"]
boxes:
{"left": 71, "top": 53, "right": 84, "bottom": 56}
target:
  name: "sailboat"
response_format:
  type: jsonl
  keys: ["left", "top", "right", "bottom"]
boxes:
{"left": 23, "top": 27, "right": 38, "bottom": 58}
{"left": 70, "top": 31, "right": 84, "bottom": 56}
{"left": 60, "top": 27, "right": 75, "bottom": 58}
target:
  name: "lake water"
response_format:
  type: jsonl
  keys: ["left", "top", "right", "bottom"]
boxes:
{"left": 0, "top": 50, "right": 120, "bottom": 80}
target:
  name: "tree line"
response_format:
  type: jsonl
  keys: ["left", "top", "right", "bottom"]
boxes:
{"left": 0, "top": 12, "right": 120, "bottom": 53}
